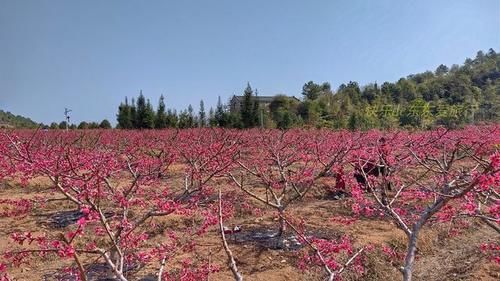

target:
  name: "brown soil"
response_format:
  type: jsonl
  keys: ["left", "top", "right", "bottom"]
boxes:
{"left": 0, "top": 177, "right": 498, "bottom": 281}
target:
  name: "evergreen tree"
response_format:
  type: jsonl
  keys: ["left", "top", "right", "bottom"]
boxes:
{"left": 130, "top": 98, "right": 137, "bottom": 128}
{"left": 208, "top": 107, "right": 217, "bottom": 127}
{"left": 198, "top": 100, "right": 206, "bottom": 127}
{"left": 178, "top": 110, "right": 190, "bottom": 129}
{"left": 187, "top": 104, "right": 195, "bottom": 128}
{"left": 435, "top": 64, "right": 449, "bottom": 76}
{"left": 301, "top": 81, "right": 332, "bottom": 100}
{"left": 252, "top": 89, "right": 261, "bottom": 127}
{"left": 117, "top": 97, "right": 132, "bottom": 129}
{"left": 399, "top": 98, "right": 431, "bottom": 129}
{"left": 125, "top": 97, "right": 132, "bottom": 128}
{"left": 347, "top": 112, "right": 358, "bottom": 131}
{"left": 155, "top": 95, "right": 168, "bottom": 129}
{"left": 136, "top": 91, "right": 147, "bottom": 128}
{"left": 144, "top": 99, "right": 156, "bottom": 129}
{"left": 58, "top": 121, "right": 68, "bottom": 130}
{"left": 361, "top": 83, "right": 380, "bottom": 103}
{"left": 99, "top": 119, "right": 112, "bottom": 129}
{"left": 270, "top": 95, "right": 300, "bottom": 129}
{"left": 297, "top": 99, "right": 322, "bottom": 126}
{"left": 241, "top": 82, "right": 256, "bottom": 128}
{"left": 227, "top": 112, "right": 242, "bottom": 128}
{"left": 166, "top": 109, "right": 178, "bottom": 128}
{"left": 90, "top": 122, "right": 100, "bottom": 129}
{"left": 78, "top": 121, "right": 89, "bottom": 129}
{"left": 396, "top": 78, "right": 418, "bottom": 103}
{"left": 215, "top": 96, "right": 227, "bottom": 127}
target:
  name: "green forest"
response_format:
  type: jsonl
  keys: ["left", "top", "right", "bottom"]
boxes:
{"left": 2, "top": 49, "right": 498, "bottom": 130}
{"left": 117, "top": 49, "right": 499, "bottom": 130}
{"left": 0, "top": 110, "right": 39, "bottom": 129}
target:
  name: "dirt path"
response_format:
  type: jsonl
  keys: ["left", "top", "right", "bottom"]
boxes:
{"left": 2, "top": 180, "right": 498, "bottom": 281}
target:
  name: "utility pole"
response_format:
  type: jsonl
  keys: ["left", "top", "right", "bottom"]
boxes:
{"left": 64, "top": 108, "right": 72, "bottom": 131}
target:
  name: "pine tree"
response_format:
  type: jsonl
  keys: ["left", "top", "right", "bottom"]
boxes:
{"left": 117, "top": 102, "right": 126, "bottom": 128}
{"left": 208, "top": 107, "right": 217, "bottom": 127}
{"left": 125, "top": 97, "right": 132, "bottom": 128}
{"left": 155, "top": 95, "right": 167, "bottom": 129}
{"left": 166, "top": 109, "right": 178, "bottom": 128}
{"left": 241, "top": 82, "right": 255, "bottom": 128}
{"left": 198, "top": 100, "right": 206, "bottom": 127}
{"left": 144, "top": 99, "right": 156, "bottom": 129}
{"left": 130, "top": 98, "right": 137, "bottom": 128}
{"left": 348, "top": 112, "right": 358, "bottom": 131}
{"left": 136, "top": 91, "right": 147, "bottom": 128}
{"left": 187, "top": 104, "right": 194, "bottom": 128}
{"left": 215, "top": 96, "right": 226, "bottom": 127}
{"left": 178, "top": 110, "right": 190, "bottom": 129}
{"left": 252, "top": 89, "right": 260, "bottom": 127}
{"left": 117, "top": 97, "right": 132, "bottom": 129}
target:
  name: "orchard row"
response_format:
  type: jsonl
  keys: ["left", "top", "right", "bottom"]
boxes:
{"left": 0, "top": 126, "right": 498, "bottom": 281}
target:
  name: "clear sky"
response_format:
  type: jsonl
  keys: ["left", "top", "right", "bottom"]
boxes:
{"left": 1, "top": 0, "right": 499, "bottom": 125}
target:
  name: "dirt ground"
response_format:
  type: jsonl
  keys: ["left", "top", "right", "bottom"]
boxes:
{"left": 0, "top": 177, "right": 498, "bottom": 281}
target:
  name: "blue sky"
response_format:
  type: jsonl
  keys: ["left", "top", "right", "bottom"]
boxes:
{"left": 1, "top": 0, "right": 498, "bottom": 125}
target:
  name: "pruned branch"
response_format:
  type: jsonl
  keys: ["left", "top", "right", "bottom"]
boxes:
{"left": 218, "top": 189, "right": 243, "bottom": 281}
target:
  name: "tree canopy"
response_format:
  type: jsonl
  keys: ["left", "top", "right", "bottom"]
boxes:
{"left": 113, "top": 49, "right": 498, "bottom": 130}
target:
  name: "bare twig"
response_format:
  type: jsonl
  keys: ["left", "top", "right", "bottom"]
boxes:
{"left": 157, "top": 256, "right": 167, "bottom": 281}
{"left": 337, "top": 247, "right": 366, "bottom": 275}
{"left": 218, "top": 189, "right": 243, "bottom": 281}
{"left": 279, "top": 215, "right": 364, "bottom": 281}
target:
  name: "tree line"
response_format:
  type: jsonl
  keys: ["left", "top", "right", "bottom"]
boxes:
{"left": 116, "top": 49, "right": 498, "bottom": 130}
{"left": 46, "top": 120, "right": 112, "bottom": 130}
{"left": 0, "top": 110, "right": 112, "bottom": 130}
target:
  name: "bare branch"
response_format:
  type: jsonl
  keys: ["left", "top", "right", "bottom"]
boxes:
{"left": 218, "top": 190, "right": 243, "bottom": 281}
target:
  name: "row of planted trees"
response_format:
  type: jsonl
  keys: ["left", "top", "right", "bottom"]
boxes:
{"left": 116, "top": 91, "right": 213, "bottom": 129}
{"left": 47, "top": 119, "right": 112, "bottom": 130}
{"left": 0, "top": 126, "right": 498, "bottom": 280}
{"left": 116, "top": 85, "right": 261, "bottom": 130}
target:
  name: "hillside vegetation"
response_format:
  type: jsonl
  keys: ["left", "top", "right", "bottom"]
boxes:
{"left": 0, "top": 110, "right": 39, "bottom": 129}
{"left": 117, "top": 49, "right": 499, "bottom": 130}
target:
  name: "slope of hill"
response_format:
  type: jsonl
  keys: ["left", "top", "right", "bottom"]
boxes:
{"left": 316, "top": 48, "right": 500, "bottom": 129}
{"left": 0, "top": 110, "right": 39, "bottom": 128}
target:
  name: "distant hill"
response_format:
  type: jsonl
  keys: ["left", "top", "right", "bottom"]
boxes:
{"left": 0, "top": 110, "right": 39, "bottom": 128}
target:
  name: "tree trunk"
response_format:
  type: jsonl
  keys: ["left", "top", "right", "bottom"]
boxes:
{"left": 275, "top": 209, "right": 287, "bottom": 249}
{"left": 277, "top": 209, "right": 286, "bottom": 237}
{"left": 403, "top": 231, "right": 419, "bottom": 281}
